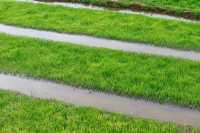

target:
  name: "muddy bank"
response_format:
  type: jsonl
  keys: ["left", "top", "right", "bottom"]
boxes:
{"left": 35, "top": 0, "right": 200, "bottom": 20}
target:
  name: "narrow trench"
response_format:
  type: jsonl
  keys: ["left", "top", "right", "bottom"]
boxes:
{"left": 0, "top": 73, "right": 200, "bottom": 128}
{"left": 0, "top": 24, "right": 200, "bottom": 61}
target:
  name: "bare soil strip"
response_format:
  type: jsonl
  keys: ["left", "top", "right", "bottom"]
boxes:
{"left": 0, "top": 73, "right": 200, "bottom": 128}
{"left": 0, "top": 24, "right": 200, "bottom": 61}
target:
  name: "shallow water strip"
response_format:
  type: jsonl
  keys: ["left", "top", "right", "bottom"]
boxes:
{"left": 17, "top": 0, "right": 199, "bottom": 23}
{"left": 0, "top": 24, "right": 200, "bottom": 61}
{"left": 0, "top": 73, "right": 200, "bottom": 128}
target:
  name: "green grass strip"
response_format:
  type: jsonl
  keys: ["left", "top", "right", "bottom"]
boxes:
{"left": 0, "top": 34, "right": 200, "bottom": 108}
{"left": 0, "top": 90, "right": 198, "bottom": 132}
{"left": 0, "top": 2, "right": 200, "bottom": 51}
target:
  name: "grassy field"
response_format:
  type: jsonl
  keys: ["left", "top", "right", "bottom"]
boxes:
{"left": 0, "top": 2, "right": 200, "bottom": 51}
{"left": 37, "top": 0, "right": 200, "bottom": 19}
{"left": 1, "top": 34, "right": 200, "bottom": 108}
{"left": 1, "top": 90, "right": 198, "bottom": 133}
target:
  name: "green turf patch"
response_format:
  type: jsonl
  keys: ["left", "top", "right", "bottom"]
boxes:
{"left": 0, "top": 90, "right": 198, "bottom": 132}
{"left": 0, "top": 34, "right": 200, "bottom": 108}
{"left": 0, "top": 2, "right": 200, "bottom": 51}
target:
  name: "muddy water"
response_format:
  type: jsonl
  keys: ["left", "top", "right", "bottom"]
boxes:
{"left": 17, "top": 0, "right": 199, "bottom": 23}
{"left": 0, "top": 73, "right": 200, "bottom": 128}
{"left": 0, "top": 24, "right": 200, "bottom": 61}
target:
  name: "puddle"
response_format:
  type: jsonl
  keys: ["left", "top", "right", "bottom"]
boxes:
{"left": 17, "top": 0, "right": 104, "bottom": 10}
{"left": 0, "top": 73, "right": 200, "bottom": 128}
{"left": 0, "top": 24, "right": 200, "bottom": 61}
{"left": 17, "top": 0, "right": 199, "bottom": 23}
{"left": 52, "top": 2, "right": 104, "bottom": 10}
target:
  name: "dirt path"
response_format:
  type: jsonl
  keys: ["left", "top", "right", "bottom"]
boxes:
{"left": 0, "top": 24, "right": 200, "bottom": 61}
{"left": 0, "top": 73, "right": 200, "bottom": 128}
